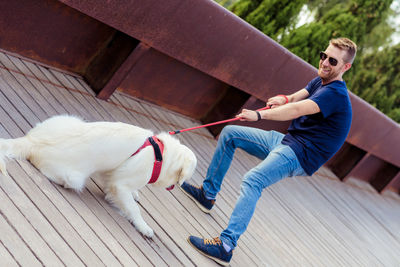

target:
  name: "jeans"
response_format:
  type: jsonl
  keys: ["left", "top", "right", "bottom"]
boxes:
{"left": 202, "top": 125, "right": 306, "bottom": 249}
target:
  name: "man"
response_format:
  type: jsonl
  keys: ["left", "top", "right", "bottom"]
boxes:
{"left": 181, "top": 37, "right": 357, "bottom": 266}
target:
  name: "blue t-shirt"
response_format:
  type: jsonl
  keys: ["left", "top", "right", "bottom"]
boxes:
{"left": 281, "top": 76, "right": 352, "bottom": 175}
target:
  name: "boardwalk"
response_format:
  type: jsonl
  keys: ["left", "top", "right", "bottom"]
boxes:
{"left": 0, "top": 51, "right": 399, "bottom": 266}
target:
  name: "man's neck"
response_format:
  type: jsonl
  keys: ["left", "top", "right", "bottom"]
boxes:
{"left": 321, "top": 76, "right": 343, "bottom": 85}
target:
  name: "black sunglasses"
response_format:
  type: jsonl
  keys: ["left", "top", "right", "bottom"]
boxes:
{"left": 319, "top": 51, "right": 338, "bottom": 66}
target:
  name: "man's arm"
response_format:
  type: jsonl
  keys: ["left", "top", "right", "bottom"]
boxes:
{"left": 267, "top": 89, "right": 309, "bottom": 108}
{"left": 287, "top": 89, "right": 310, "bottom": 103}
{"left": 237, "top": 99, "right": 320, "bottom": 122}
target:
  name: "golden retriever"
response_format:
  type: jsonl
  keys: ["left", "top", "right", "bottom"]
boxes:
{"left": 0, "top": 115, "right": 197, "bottom": 237}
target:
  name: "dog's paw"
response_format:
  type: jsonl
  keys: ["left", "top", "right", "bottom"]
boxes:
{"left": 136, "top": 223, "right": 154, "bottom": 238}
{"left": 132, "top": 190, "right": 140, "bottom": 202}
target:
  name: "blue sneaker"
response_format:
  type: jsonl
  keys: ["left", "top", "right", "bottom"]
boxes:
{"left": 180, "top": 182, "right": 215, "bottom": 213}
{"left": 188, "top": 236, "right": 232, "bottom": 266}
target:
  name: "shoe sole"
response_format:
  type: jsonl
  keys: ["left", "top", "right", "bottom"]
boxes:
{"left": 179, "top": 185, "right": 212, "bottom": 214}
{"left": 187, "top": 237, "right": 230, "bottom": 266}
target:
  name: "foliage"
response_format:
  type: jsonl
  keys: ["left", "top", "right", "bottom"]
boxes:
{"left": 230, "top": 0, "right": 306, "bottom": 40}
{"left": 280, "top": 0, "right": 393, "bottom": 69}
{"left": 306, "top": 0, "right": 349, "bottom": 20}
{"left": 217, "top": 0, "right": 399, "bottom": 122}
{"left": 216, "top": 0, "right": 240, "bottom": 9}
{"left": 350, "top": 44, "right": 400, "bottom": 122}
{"left": 279, "top": 0, "right": 397, "bottom": 122}
{"left": 229, "top": 0, "right": 263, "bottom": 19}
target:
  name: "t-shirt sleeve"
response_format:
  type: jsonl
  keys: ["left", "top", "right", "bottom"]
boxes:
{"left": 309, "top": 87, "right": 343, "bottom": 118}
{"left": 305, "top": 77, "right": 321, "bottom": 94}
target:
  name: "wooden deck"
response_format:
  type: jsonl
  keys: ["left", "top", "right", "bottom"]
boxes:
{"left": 0, "top": 51, "right": 399, "bottom": 266}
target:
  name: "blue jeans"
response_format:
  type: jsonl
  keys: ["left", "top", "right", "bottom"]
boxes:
{"left": 202, "top": 125, "right": 306, "bottom": 249}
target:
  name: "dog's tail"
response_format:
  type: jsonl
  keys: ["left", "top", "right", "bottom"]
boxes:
{"left": 0, "top": 137, "right": 31, "bottom": 176}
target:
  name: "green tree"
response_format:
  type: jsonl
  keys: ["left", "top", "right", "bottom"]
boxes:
{"left": 229, "top": 0, "right": 306, "bottom": 40}
{"left": 216, "top": 0, "right": 240, "bottom": 9}
{"left": 306, "top": 0, "right": 349, "bottom": 20}
{"left": 221, "top": 0, "right": 399, "bottom": 122}
{"left": 230, "top": 0, "right": 263, "bottom": 19}
{"left": 350, "top": 44, "right": 400, "bottom": 122}
{"left": 280, "top": 0, "right": 393, "bottom": 68}
{"left": 279, "top": 0, "right": 397, "bottom": 122}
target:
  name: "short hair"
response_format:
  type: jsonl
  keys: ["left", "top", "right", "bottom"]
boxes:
{"left": 330, "top": 38, "right": 357, "bottom": 64}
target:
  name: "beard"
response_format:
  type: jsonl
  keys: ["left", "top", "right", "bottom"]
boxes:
{"left": 318, "top": 65, "right": 341, "bottom": 83}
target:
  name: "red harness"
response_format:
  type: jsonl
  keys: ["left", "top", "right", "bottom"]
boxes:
{"left": 131, "top": 136, "right": 173, "bottom": 190}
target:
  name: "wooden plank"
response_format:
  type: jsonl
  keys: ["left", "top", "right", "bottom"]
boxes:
{"left": 129, "top": 95, "right": 271, "bottom": 255}
{"left": 4, "top": 56, "right": 137, "bottom": 266}
{"left": 267, "top": 178, "right": 363, "bottom": 265}
{"left": 0, "top": 84, "right": 32, "bottom": 135}
{"left": 0, "top": 120, "right": 90, "bottom": 266}
{"left": 0, "top": 241, "right": 19, "bottom": 267}
{"left": 95, "top": 96, "right": 211, "bottom": 266}
{"left": 111, "top": 94, "right": 260, "bottom": 266}
{"left": 22, "top": 61, "right": 83, "bottom": 115}
{"left": 0, "top": 79, "right": 39, "bottom": 133}
{"left": 0, "top": 54, "right": 47, "bottom": 122}
{"left": 138, "top": 94, "right": 288, "bottom": 266}
{"left": 173, "top": 118, "right": 342, "bottom": 264}
{"left": 6, "top": 54, "right": 68, "bottom": 115}
{"left": 49, "top": 69, "right": 107, "bottom": 120}
{"left": 106, "top": 94, "right": 227, "bottom": 265}
{"left": 85, "top": 179, "right": 169, "bottom": 267}
{"left": 17, "top": 72, "right": 140, "bottom": 267}
{"left": 35, "top": 65, "right": 94, "bottom": 119}
{"left": 0, "top": 77, "right": 125, "bottom": 266}
{"left": 303, "top": 175, "right": 399, "bottom": 265}
{"left": 8, "top": 63, "right": 155, "bottom": 265}
{"left": 46, "top": 69, "right": 184, "bottom": 266}
{"left": 0, "top": 185, "right": 66, "bottom": 266}
{"left": 1, "top": 53, "right": 60, "bottom": 117}
{"left": 0, "top": 160, "right": 103, "bottom": 266}
{"left": 39, "top": 64, "right": 192, "bottom": 266}
{"left": 122, "top": 96, "right": 356, "bottom": 266}
{"left": 1, "top": 52, "right": 399, "bottom": 266}
{"left": 65, "top": 75, "right": 124, "bottom": 121}
{"left": 0, "top": 210, "right": 42, "bottom": 267}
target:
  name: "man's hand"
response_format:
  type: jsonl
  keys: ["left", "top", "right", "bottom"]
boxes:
{"left": 266, "top": 95, "right": 287, "bottom": 108}
{"left": 236, "top": 109, "right": 260, "bottom": 121}
{"left": 236, "top": 99, "right": 320, "bottom": 122}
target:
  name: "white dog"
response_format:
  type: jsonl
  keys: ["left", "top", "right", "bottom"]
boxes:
{"left": 0, "top": 115, "right": 197, "bottom": 237}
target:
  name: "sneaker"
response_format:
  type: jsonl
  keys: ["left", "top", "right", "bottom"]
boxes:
{"left": 188, "top": 236, "right": 232, "bottom": 266}
{"left": 180, "top": 182, "right": 215, "bottom": 213}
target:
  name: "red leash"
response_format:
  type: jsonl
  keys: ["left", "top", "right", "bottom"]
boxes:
{"left": 169, "top": 106, "right": 271, "bottom": 135}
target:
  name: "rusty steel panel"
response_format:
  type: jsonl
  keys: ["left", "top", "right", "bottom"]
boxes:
{"left": 85, "top": 31, "right": 140, "bottom": 94}
{"left": 58, "top": 0, "right": 317, "bottom": 98}
{"left": 383, "top": 172, "right": 400, "bottom": 193}
{"left": 370, "top": 125, "right": 400, "bottom": 167}
{"left": 118, "top": 47, "right": 229, "bottom": 119}
{"left": 326, "top": 142, "right": 367, "bottom": 180}
{"left": 97, "top": 42, "right": 149, "bottom": 100}
{"left": 347, "top": 95, "right": 400, "bottom": 167}
{"left": 0, "top": 0, "right": 115, "bottom": 74}
{"left": 345, "top": 154, "right": 384, "bottom": 183}
{"left": 370, "top": 163, "right": 399, "bottom": 193}
{"left": 345, "top": 153, "right": 398, "bottom": 192}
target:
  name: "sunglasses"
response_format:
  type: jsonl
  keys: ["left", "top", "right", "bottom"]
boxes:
{"left": 319, "top": 51, "right": 338, "bottom": 66}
